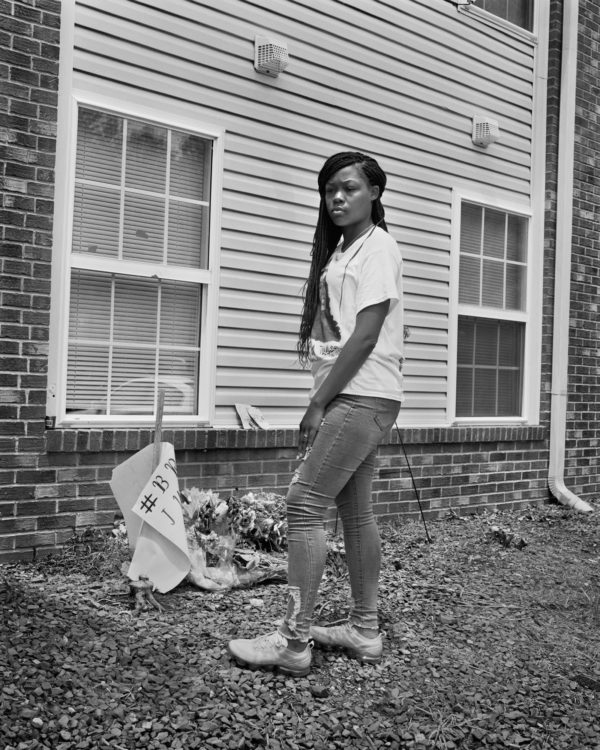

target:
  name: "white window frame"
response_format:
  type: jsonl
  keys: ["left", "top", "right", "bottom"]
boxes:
{"left": 48, "top": 87, "right": 224, "bottom": 427}
{"left": 448, "top": 190, "right": 541, "bottom": 425}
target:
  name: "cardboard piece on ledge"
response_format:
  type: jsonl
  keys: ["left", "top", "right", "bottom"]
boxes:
{"left": 235, "top": 403, "right": 269, "bottom": 430}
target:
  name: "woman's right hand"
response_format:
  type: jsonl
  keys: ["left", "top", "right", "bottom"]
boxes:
{"left": 297, "top": 401, "right": 325, "bottom": 458}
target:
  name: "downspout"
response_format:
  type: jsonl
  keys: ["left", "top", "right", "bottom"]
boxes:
{"left": 548, "top": 0, "right": 593, "bottom": 512}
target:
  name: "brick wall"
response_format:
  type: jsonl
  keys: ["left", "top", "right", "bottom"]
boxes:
{"left": 0, "top": 0, "right": 61, "bottom": 560}
{"left": 38, "top": 424, "right": 548, "bottom": 544}
{"left": 1, "top": 419, "right": 549, "bottom": 561}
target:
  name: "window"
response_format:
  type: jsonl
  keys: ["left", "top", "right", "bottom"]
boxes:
{"left": 471, "top": 0, "right": 533, "bottom": 31}
{"left": 456, "top": 202, "right": 528, "bottom": 418}
{"left": 65, "top": 106, "right": 214, "bottom": 419}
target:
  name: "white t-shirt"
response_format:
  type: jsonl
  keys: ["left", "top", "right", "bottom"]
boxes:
{"left": 309, "top": 225, "right": 404, "bottom": 402}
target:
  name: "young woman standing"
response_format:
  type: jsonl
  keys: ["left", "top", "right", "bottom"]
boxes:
{"left": 228, "top": 151, "right": 404, "bottom": 676}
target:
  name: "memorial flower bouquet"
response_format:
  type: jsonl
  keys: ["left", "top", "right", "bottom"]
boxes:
{"left": 182, "top": 488, "right": 287, "bottom": 552}
{"left": 181, "top": 488, "right": 288, "bottom": 591}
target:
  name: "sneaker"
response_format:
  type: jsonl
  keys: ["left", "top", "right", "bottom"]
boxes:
{"left": 228, "top": 631, "right": 312, "bottom": 677}
{"left": 309, "top": 622, "right": 383, "bottom": 663}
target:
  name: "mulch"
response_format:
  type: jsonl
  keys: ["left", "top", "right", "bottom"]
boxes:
{"left": 2, "top": 503, "right": 600, "bottom": 750}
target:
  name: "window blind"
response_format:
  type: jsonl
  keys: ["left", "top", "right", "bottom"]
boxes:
{"left": 456, "top": 317, "right": 524, "bottom": 417}
{"left": 459, "top": 203, "right": 527, "bottom": 312}
{"left": 67, "top": 271, "right": 202, "bottom": 415}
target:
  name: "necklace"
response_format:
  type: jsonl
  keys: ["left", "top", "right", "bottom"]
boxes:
{"left": 333, "top": 224, "right": 375, "bottom": 262}
{"left": 336, "top": 223, "right": 378, "bottom": 309}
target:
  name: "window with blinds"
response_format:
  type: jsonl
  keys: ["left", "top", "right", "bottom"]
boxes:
{"left": 66, "top": 106, "right": 213, "bottom": 417}
{"left": 456, "top": 202, "right": 528, "bottom": 418}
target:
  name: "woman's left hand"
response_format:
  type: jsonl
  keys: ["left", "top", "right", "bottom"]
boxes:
{"left": 297, "top": 402, "right": 325, "bottom": 458}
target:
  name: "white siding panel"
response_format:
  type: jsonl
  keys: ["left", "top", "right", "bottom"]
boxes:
{"left": 404, "top": 278, "right": 449, "bottom": 300}
{"left": 405, "top": 362, "right": 447, "bottom": 379}
{"left": 222, "top": 233, "right": 309, "bottom": 265}
{"left": 219, "top": 312, "right": 299, "bottom": 337}
{"left": 73, "top": 44, "right": 533, "bottom": 195}
{"left": 226, "top": 137, "right": 507, "bottom": 202}
{"left": 218, "top": 328, "right": 298, "bottom": 350}
{"left": 406, "top": 309, "right": 448, "bottom": 327}
{"left": 215, "top": 388, "right": 308, "bottom": 408}
{"left": 219, "top": 290, "right": 301, "bottom": 317}
{"left": 218, "top": 349, "right": 301, "bottom": 370}
{"left": 404, "top": 261, "right": 449, "bottom": 284}
{"left": 74, "top": 39, "right": 532, "bottom": 192}
{"left": 100, "top": 0, "right": 534, "bottom": 105}
{"left": 218, "top": 369, "right": 309, "bottom": 390}
{"left": 220, "top": 250, "right": 307, "bottom": 281}
{"left": 220, "top": 269, "right": 303, "bottom": 299}
{"left": 404, "top": 377, "right": 447, "bottom": 394}
{"left": 405, "top": 295, "right": 449, "bottom": 316}
{"left": 408, "top": 346, "right": 449, "bottom": 362}
{"left": 74, "top": 0, "right": 539, "bottom": 427}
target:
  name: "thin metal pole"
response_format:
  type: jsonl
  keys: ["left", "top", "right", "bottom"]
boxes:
{"left": 395, "top": 422, "right": 432, "bottom": 544}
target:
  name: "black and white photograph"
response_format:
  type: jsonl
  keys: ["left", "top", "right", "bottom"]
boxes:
{"left": 1, "top": 1, "right": 600, "bottom": 748}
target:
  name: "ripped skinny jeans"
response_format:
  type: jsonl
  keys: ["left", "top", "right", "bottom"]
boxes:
{"left": 280, "top": 395, "right": 400, "bottom": 642}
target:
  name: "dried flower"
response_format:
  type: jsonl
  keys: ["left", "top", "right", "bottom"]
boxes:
{"left": 181, "top": 488, "right": 287, "bottom": 551}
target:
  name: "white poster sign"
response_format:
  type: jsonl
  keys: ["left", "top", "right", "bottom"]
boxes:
{"left": 110, "top": 442, "right": 191, "bottom": 593}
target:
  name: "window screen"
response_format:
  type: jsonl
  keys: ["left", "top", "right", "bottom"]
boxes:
{"left": 456, "top": 317, "right": 524, "bottom": 417}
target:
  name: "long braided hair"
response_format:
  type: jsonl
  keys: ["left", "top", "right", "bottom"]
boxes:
{"left": 297, "top": 151, "right": 389, "bottom": 365}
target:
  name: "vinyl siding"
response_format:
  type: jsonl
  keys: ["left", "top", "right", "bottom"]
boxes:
{"left": 71, "top": 0, "right": 540, "bottom": 427}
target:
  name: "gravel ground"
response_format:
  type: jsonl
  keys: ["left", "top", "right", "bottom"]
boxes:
{"left": 2, "top": 503, "right": 600, "bottom": 750}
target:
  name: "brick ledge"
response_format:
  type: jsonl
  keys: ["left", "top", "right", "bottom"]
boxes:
{"left": 45, "top": 424, "right": 547, "bottom": 453}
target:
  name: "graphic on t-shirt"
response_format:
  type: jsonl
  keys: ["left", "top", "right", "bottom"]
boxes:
{"left": 310, "top": 274, "right": 342, "bottom": 360}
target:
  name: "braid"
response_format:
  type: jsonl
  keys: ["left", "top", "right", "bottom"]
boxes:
{"left": 297, "top": 151, "right": 389, "bottom": 365}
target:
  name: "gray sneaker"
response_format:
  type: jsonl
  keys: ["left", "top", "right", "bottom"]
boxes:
{"left": 228, "top": 631, "right": 312, "bottom": 677}
{"left": 309, "top": 622, "right": 383, "bottom": 663}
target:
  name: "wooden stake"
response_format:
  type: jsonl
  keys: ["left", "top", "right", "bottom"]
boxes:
{"left": 153, "top": 388, "right": 166, "bottom": 471}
